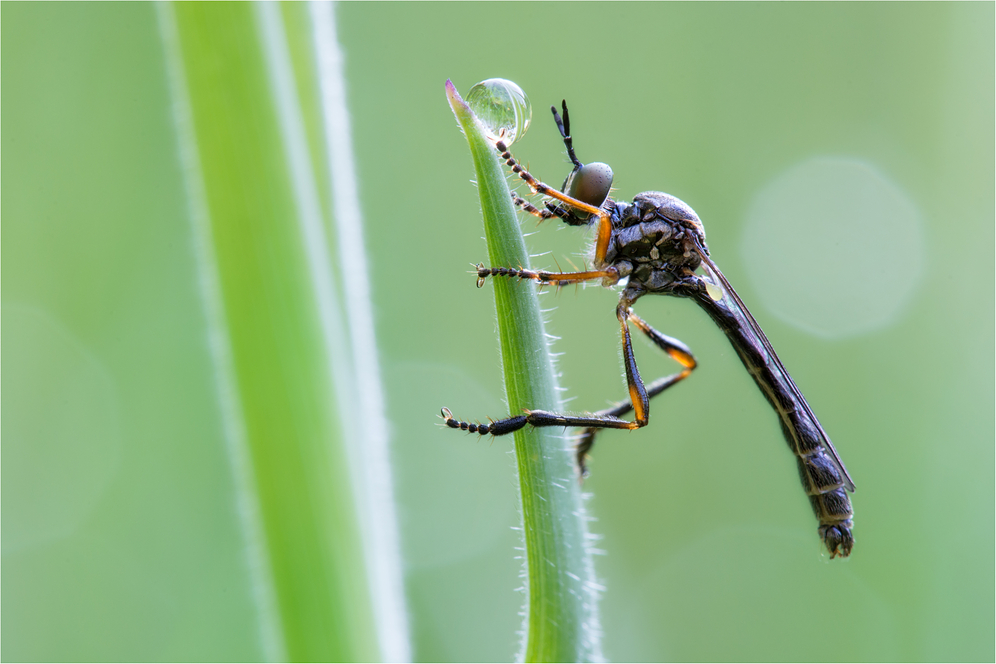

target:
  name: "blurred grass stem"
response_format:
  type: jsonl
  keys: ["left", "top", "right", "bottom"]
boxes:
{"left": 308, "top": 3, "right": 409, "bottom": 659}
{"left": 160, "top": 3, "right": 407, "bottom": 660}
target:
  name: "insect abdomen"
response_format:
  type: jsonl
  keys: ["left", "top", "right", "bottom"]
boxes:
{"left": 693, "top": 288, "right": 854, "bottom": 557}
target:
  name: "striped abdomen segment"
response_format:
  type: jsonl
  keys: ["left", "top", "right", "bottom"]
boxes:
{"left": 691, "top": 275, "right": 855, "bottom": 558}
{"left": 780, "top": 409, "right": 854, "bottom": 558}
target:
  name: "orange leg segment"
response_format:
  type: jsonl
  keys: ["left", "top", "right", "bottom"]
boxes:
{"left": 495, "top": 139, "right": 614, "bottom": 265}
{"left": 475, "top": 264, "right": 620, "bottom": 288}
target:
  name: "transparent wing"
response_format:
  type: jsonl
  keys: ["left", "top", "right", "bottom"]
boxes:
{"left": 696, "top": 250, "right": 856, "bottom": 492}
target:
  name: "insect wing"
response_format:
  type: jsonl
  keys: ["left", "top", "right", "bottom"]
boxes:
{"left": 697, "top": 250, "right": 856, "bottom": 492}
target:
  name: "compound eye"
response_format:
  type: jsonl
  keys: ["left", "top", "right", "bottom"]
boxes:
{"left": 566, "top": 162, "right": 613, "bottom": 208}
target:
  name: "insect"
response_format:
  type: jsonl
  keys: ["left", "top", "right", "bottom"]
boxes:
{"left": 441, "top": 101, "right": 855, "bottom": 558}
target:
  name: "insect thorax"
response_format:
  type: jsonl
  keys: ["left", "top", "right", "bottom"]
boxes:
{"left": 604, "top": 191, "right": 707, "bottom": 292}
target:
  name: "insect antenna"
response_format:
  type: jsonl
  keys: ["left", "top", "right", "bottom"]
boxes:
{"left": 552, "top": 100, "right": 582, "bottom": 170}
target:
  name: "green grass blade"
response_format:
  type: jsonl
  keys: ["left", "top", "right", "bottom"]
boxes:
{"left": 160, "top": 4, "right": 384, "bottom": 660}
{"left": 305, "top": 3, "right": 410, "bottom": 659}
{"left": 446, "top": 81, "right": 603, "bottom": 663}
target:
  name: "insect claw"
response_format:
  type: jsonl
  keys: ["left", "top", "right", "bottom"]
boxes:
{"left": 441, "top": 407, "right": 465, "bottom": 431}
{"left": 474, "top": 263, "right": 489, "bottom": 288}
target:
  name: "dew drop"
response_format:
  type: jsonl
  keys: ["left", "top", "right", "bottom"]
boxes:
{"left": 466, "top": 78, "right": 532, "bottom": 145}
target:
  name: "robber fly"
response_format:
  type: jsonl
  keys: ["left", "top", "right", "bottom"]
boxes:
{"left": 441, "top": 101, "right": 855, "bottom": 558}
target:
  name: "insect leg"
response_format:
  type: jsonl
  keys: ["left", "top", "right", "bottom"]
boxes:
{"left": 495, "top": 140, "right": 602, "bottom": 214}
{"left": 510, "top": 191, "right": 590, "bottom": 227}
{"left": 494, "top": 139, "right": 614, "bottom": 264}
{"left": 441, "top": 407, "right": 637, "bottom": 438}
{"left": 575, "top": 310, "right": 697, "bottom": 476}
{"left": 543, "top": 202, "right": 591, "bottom": 226}
{"left": 511, "top": 192, "right": 569, "bottom": 223}
{"left": 439, "top": 294, "right": 657, "bottom": 466}
{"left": 474, "top": 263, "right": 620, "bottom": 288}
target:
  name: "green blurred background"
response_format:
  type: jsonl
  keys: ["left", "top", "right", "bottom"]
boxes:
{"left": 3, "top": 2, "right": 993, "bottom": 662}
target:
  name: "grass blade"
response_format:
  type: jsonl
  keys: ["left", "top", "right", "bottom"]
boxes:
{"left": 160, "top": 3, "right": 394, "bottom": 659}
{"left": 446, "top": 80, "right": 603, "bottom": 663}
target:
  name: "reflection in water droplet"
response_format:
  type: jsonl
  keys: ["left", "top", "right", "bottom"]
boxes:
{"left": 742, "top": 157, "right": 924, "bottom": 339}
{"left": 466, "top": 78, "right": 532, "bottom": 145}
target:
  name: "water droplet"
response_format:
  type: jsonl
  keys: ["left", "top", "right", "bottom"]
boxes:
{"left": 466, "top": 78, "right": 532, "bottom": 145}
